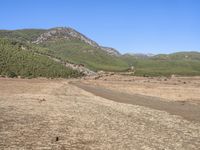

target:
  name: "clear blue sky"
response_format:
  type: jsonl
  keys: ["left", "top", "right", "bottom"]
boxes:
{"left": 0, "top": 0, "right": 200, "bottom": 54}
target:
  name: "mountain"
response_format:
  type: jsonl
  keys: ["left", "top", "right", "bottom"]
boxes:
{"left": 123, "top": 53, "right": 155, "bottom": 59}
{"left": 101, "top": 47, "right": 121, "bottom": 56}
{"left": 0, "top": 27, "right": 128, "bottom": 74}
{"left": 0, "top": 29, "right": 46, "bottom": 42}
{"left": 0, "top": 27, "right": 121, "bottom": 56}
{"left": 0, "top": 38, "right": 82, "bottom": 78}
{"left": 1, "top": 27, "right": 200, "bottom": 77}
{"left": 122, "top": 51, "right": 200, "bottom": 76}
{"left": 32, "top": 27, "right": 99, "bottom": 47}
{"left": 153, "top": 51, "right": 200, "bottom": 61}
{"left": 30, "top": 27, "right": 120, "bottom": 56}
{"left": 29, "top": 27, "right": 127, "bottom": 71}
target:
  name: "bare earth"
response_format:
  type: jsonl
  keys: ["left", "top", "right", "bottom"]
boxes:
{"left": 0, "top": 77, "right": 200, "bottom": 150}
{"left": 83, "top": 75, "right": 200, "bottom": 104}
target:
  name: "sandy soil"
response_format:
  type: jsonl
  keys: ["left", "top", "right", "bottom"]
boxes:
{"left": 0, "top": 77, "right": 200, "bottom": 149}
{"left": 72, "top": 81, "right": 200, "bottom": 122}
{"left": 83, "top": 75, "right": 200, "bottom": 104}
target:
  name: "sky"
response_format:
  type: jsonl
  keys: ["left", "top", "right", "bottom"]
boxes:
{"left": 0, "top": 0, "right": 200, "bottom": 54}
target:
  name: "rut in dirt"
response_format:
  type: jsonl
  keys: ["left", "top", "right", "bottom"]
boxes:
{"left": 71, "top": 82, "right": 200, "bottom": 122}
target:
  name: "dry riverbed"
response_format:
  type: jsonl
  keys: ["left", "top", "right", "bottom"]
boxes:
{"left": 83, "top": 75, "right": 200, "bottom": 104}
{"left": 0, "top": 77, "right": 200, "bottom": 149}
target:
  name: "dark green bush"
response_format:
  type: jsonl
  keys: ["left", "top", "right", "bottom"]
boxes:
{"left": 7, "top": 71, "right": 17, "bottom": 78}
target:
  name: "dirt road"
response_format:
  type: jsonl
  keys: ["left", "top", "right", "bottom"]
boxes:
{"left": 72, "top": 81, "right": 200, "bottom": 122}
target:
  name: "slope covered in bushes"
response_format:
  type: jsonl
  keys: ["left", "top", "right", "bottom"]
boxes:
{"left": 0, "top": 38, "right": 82, "bottom": 78}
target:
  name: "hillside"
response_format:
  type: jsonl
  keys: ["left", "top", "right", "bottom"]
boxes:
{"left": 153, "top": 51, "right": 200, "bottom": 61}
{"left": 0, "top": 27, "right": 128, "bottom": 72}
{"left": 0, "top": 27, "right": 121, "bottom": 57}
{"left": 33, "top": 27, "right": 127, "bottom": 71}
{"left": 0, "top": 29, "right": 46, "bottom": 42}
{"left": 1, "top": 27, "right": 200, "bottom": 77}
{"left": 0, "top": 38, "right": 82, "bottom": 78}
{"left": 122, "top": 52, "right": 200, "bottom": 76}
{"left": 38, "top": 39, "right": 127, "bottom": 71}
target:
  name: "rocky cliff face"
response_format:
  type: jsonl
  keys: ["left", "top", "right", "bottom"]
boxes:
{"left": 101, "top": 47, "right": 121, "bottom": 56}
{"left": 33, "top": 27, "right": 121, "bottom": 56}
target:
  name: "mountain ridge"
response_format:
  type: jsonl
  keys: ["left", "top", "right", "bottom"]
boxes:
{"left": 0, "top": 27, "right": 128, "bottom": 72}
{"left": 0, "top": 27, "right": 121, "bottom": 56}
{"left": 1, "top": 27, "right": 200, "bottom": 77}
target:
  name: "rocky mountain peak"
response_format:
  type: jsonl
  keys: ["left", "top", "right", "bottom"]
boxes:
{"left": 33, "top": 27, "right": 121, "bottom": 56}
{"left": 101, "top": 47, "right": 121, "bottom": 56}
{"left": 33, "top": 27, "right": 99, "bottom": 47}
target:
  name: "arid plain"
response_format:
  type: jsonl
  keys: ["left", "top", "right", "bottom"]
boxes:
{"left": 0, "top": 76, "right": 200, "bottom": 149}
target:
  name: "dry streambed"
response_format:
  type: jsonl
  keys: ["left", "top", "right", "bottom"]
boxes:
{"left": 0, "top": 78, "right": 200, "bottom": 150}
{"left": 71, "top": 81, "right": 200, "bottom": 122}
{"left": 84, "top": 75, "right": 200, "bottom": 104}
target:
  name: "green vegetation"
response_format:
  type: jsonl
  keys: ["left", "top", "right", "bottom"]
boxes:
{"left": 1, "top": 28, "right": 200, "bottom": 77}
{"left": 0, "top": 29, "right": 46, "bottom": 42}
{"left": 153, "top": 52, "right": 200, "bottom": 61}
{"left": 134, "top": 60, "right": 200, "bottom": 77}
{"left": 122, "top": 54, "right": 200, "bottom": 76}
{"left": 0, "top": 38, "right": 82, "bottom": 78}
{"left": 0, "top": 29, "right": 129, "bottom": 72}
{"left": 39, "top": 39, "right": 129, "bottom": 71}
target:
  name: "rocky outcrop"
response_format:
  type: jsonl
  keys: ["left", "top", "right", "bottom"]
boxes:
{"left": 100, "top": 47, "right": 121, "bottom": 56}
{"left": 33, "top": 27, "right": 121, "bottom": 56}
{"left": 34, "top": 50, "right": 96, "bottom": 76}
{"left": 64, "top": 63, "right": 96, "bottom": 76}
{"left": 33, "top": 27, "right": 99, "bottom": 47}
{"left": 46, "top": 56, "right": 96, "bottom": 76}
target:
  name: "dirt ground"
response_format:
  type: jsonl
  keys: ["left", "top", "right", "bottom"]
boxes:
{"left": 83, "top": 75, "right": 200, "bottom": 104}
{"left": 0, "top": 77, "right": 200, "bottom": 149}
{"left": 72, "top": 81, "right": 200, "bottom": 122}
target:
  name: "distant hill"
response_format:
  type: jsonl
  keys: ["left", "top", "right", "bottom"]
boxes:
{"left": 1, "top": 27, "right": 200, "bottom": 77}
{"left": 0, "top": 29, "right": 46, "bottom": 42}
{"left": 123, "top": 53, "right": 155, "bottom": 59}
{"left": 0, "top": 38, "right": 81, "bottom": 78}
{"left": 153, "top": 51, "right": 200, "bottom": 61}
{"left": 0, "top": 27, "right": 121, "bottom": 56}
{"left": 33, "top": 27, "right": 127, "bottom": 71}
{"left": 122, "top": 52, "right": 200, "bottom": 76}
{"left": 0, "top": 27, "right": 128, "bottom": 72}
